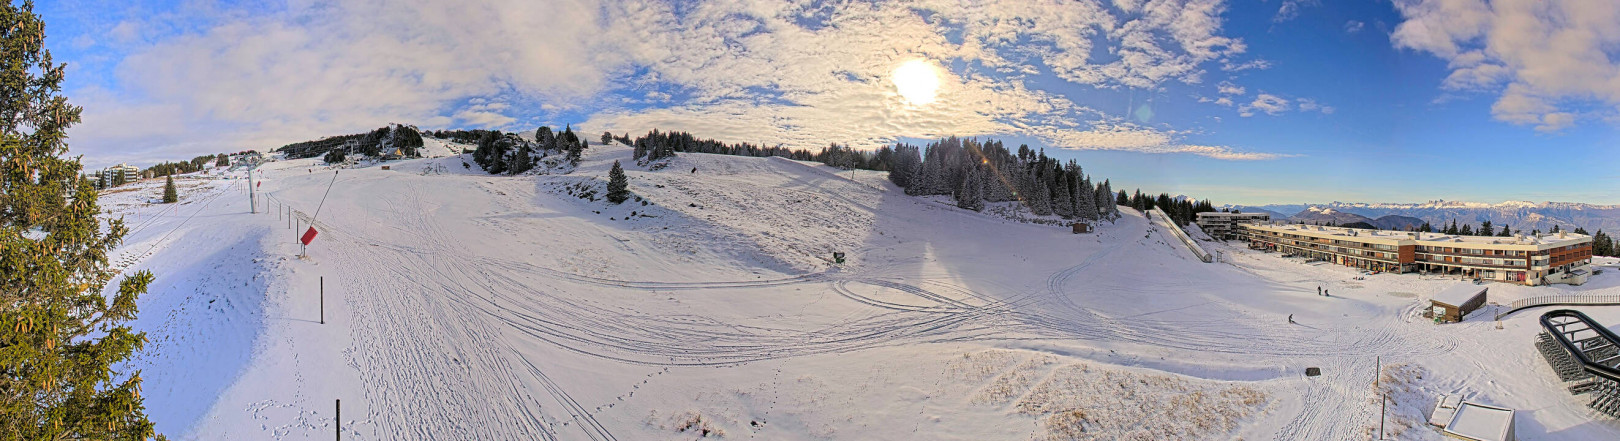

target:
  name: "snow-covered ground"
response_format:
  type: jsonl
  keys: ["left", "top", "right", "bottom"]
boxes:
{"left": 101, "top": 143, "right": 1620, "bottom": 440}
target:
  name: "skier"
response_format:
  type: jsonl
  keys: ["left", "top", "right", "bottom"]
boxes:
{"left": 1324, "top": 289, "right": 1330, "bottom": 297}
{"left": 691, "top": 167, "right": 697, "bottom": 174}
{"left": 1288, "top": 314, "right": 1294, "bottom": 324}
{"left": 1317, "top": 286, "right": 1322, "bottom": 296}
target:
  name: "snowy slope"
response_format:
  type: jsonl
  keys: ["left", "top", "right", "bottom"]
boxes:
{"left": 104, "top": 144, "right": 1620, "bottom": 440}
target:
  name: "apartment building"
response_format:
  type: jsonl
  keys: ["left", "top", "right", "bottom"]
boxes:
{"left": 98, "top": 163, "right": 141, "bottom": 189}
{"left": 1242, "top": 223, "right": 1593, "bottom": 286}
{"left": 1195, "top": 212, "right": 1272, "bottom": 240}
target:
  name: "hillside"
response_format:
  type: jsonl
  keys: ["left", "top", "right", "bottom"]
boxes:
{"left": 1287, "top": 206, "right": 1373, "bottom": 225}
{"left": 104, "top": 144, "right": 1620, "bottom": 440}
{"left": 1369, "top": 214, "right": 1426, "bottom": 231}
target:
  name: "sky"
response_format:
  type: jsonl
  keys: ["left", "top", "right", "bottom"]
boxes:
{"left": 37, "top": 0, "right": 1620, "bottom": 205}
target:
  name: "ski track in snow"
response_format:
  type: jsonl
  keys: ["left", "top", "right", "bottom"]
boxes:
{"left": 313, "top": 168, "right": 1448, "bottom": 440}
{"left": 109, "top": 144, "right": 1620, "bottom": 440}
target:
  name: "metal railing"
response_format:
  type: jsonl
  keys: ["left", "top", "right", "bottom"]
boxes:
{"left": 1499, "top": 295, "right": 1620, "bottom": 320}
{"left": 1149, "top": 207, "right": 1212, "bottom": 263}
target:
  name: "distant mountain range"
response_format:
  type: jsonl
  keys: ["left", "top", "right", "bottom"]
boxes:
{"left": 1224, "top": 200, "right": 1620, "bottom": 233}
{"left": 1282, "top": 207, "right": 1426, "bottom": 230}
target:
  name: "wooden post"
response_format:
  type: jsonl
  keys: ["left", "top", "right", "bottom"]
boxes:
{"left": 320, "top": 276, "right": 325, "bottom": 324}
{"left": 1376, "top": 356, "right": 1384, "bottom": 440}
{"left": 1379, "top": 392, "right": 1386, "bottom": 440}
{"left": 336, "top": 399, "right": 341, "bottom": 441}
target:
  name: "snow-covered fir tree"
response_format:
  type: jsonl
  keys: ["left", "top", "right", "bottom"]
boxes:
{"left": 1052, "top": 176, "right": 1074, "bottom": 218}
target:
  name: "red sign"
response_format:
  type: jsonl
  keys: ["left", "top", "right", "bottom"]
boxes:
{"left": 301, "top": 227, "right": 318, "bottom": 245}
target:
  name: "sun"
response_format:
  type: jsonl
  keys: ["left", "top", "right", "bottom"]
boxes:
{"left": 892, "top": 59, "right": 941, "bottom": 106}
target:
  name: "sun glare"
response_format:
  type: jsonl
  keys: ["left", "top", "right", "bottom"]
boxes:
{"left": 892, "top": 59, "right": 941, "bottom": 106}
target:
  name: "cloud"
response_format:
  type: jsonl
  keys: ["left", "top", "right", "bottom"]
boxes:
{"left": 1217, "top": 81, "right": 1245, "bottom": 96}
{"left": 1537, "top": 112, "right": 1576, "bottom": 132}
{"left": 1273, "top": 0, "right": 1319, "bottom": 23}
{"left": 66, "top": 0, "right": 1293, "bottom": 167}
{"left": 1221, "top": 59, "right": 1272, "bottom": 72}
{"left": 1344, "top": 20, "right": 1365, "bottom": 33}
{"left": 71, "top": 0, "right": 611, "bottom": 167}
{"left": 1239, "top": 93, "right": 1290, "bottom": 117}
{"left": 1295, "top": 98, "right": 1334, "bottom": 114}
{"left": 1169, "top": 145, "right": 1295, "bottom": 160}
{"left": 584, "top": 0, "right": 1288, "bottom": 160}
{"left": 1031, "top": 122, "right": 1289, "bottom": 160}
{"left": 453, "top": 101, "right": 516, "bottom": 127}
{"left": 1391, "top": 0, "right": 1620, "bottom": 132}
{"left": 109, "top": 20, "right": 141, "bottom": 43}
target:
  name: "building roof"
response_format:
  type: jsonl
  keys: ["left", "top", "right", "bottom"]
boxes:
{"left": 1245, "top": 223, "right": 1590, "bottom": 249}
{"left": 1444, "top": 402, "right": 1515, "bottom": 441}
{"left": 1196, "top": 212, "right": 1270, "bottom": 218}
{"left": 1429, "top": 395, "right": 1464, "bottom": 427}
{"left": 1432, "top": 283, "right": 1487, "bottom": 308}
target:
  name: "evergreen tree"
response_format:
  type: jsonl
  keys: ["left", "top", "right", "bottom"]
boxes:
{"left": 1099, "top": 180, "right": 1118, "bottom": 220}
{"left": 567, "top": 137, "right": 585, "bottom": 164}
{"left": 956, "top": 165, "right": 984, "bottom": 211}
{"left": 1029, "top": 180, "right": 1053, "bottom": 216}
{"left": 888, "top": 144, "right": 921, "bottom": 190}
{"left": 162, "top": 175, "right": 177, "bottom": 203}
{"left": 601, "top": 131, "right": 613, "bottom": 145}
{"left": 1052, "top": 176, "right": 1074, "bottom": 218}
{"left": 1552, "top": 224, "right": 1561, "bottom": 233}
{"left": 1419, "top": 221, "right": 1432, "bottom": 233}
{"left": 472, "top": 131, "right": 498, "bottom": 171}
{"left": 561, "top": 125, "right": 577, "bottom": 148}
{"left": 1499, "top": 226, "right": 1513, "bottom": 237}
{"left": 0, "top": 2, "right": 157, "bottom": 436}
{"left": 536, "top": 126, "right": 556, "bottom": 151}
{"left": 1480, "top": 220, "right": 1494, "bottom": 237}
{"left": 392, "top": 125, "right": 424, "bottom": 157}
{"left": 1460, "top": 223, "right": 1473, "bottom": 236}
{"left": 215, "top": 153, "right": 228, "bottom": 167}
{"left": 606, "top": 160, "right": 630, "bottom": 204}
{"left": 508, "top": 140, "right": 535, "bottom": 174}
{"left": 1075, "top": 179, "right": 1097, "bottom": 222}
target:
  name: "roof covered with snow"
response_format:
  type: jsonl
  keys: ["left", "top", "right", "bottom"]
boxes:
{"left": 1196, "top": 211, "right": 1271, "bottom": 219}
{"left": 1430, "top": 395, "right": 1464, "bottom": 427}
{"left": 1431, "top": 284, "right": 1488, "bottom": 307}
{"left": 1445, "top": 402, "right": 1515, "bottom": 441}
{"left": 1245, "top": 223, "right": 1591, "bottom": 249}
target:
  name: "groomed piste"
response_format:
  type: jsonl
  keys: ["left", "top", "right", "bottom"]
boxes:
{"left": 102, "top": 140, "right": 1620, "bottom": 440}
